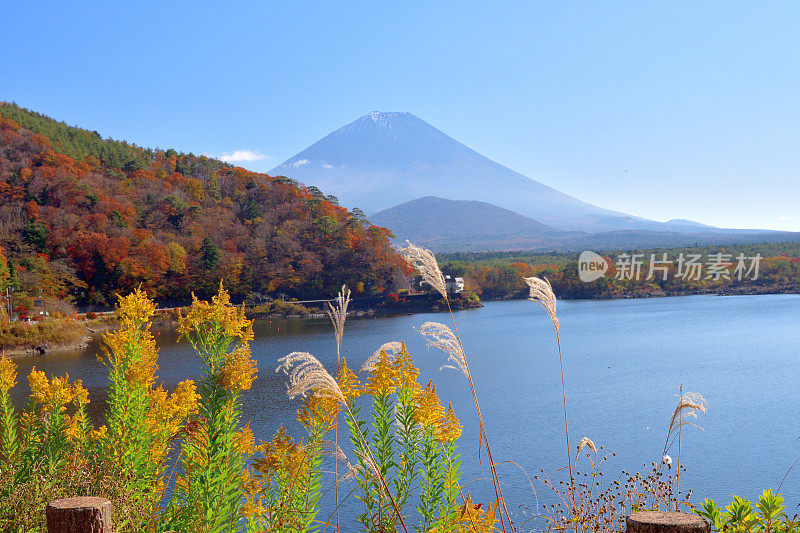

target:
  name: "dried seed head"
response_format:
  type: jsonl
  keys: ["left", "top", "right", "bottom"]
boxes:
{"left": 576, "top": 436, "right": 598, "bottom": 462}
{"left": 359, "top": 341, "right": 403, "bottom": 373}
{"left": 338, "top": 460, "right": 360, "bottom": 483}
{"left": 276, "top": 351, "right": 345, "bottom": 404}
{"left": 310, "top": 439, "right": 350, "bottom": 464}
{"left": 326, "top": 285, "right": 351, "bottom": 364}
{"left": 523, "top": 276, "right": 559, "bottom": 333}
{"left": 400, "top": 242, "right": 447, "bottom": 299}
{"left": 419, "top": 321, "right": 469, "bottom": 378}
{"left": 667, "top": 391, "right": 708, "bottom": 437}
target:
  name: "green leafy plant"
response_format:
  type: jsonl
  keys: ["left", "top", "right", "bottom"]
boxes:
{"left": 696, "top": 490, "right": 799, "bottom": 533}
{"left": 167, "top": 283, "right": 257, "bottom": 532}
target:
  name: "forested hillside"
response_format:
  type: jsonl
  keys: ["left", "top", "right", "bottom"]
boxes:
{"left": 0, "top": 103, "right": 406, "bottom": 306}
{"left": 439, "top": 243, "right": 800, "bottom": 299}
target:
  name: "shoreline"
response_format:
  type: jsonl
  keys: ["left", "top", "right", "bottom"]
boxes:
{"left": 563, "top": 282, "right": 800, "bottom": 301}
{"left": 4, "top": 285, "right": 796, "bottom": 359}
{"left": 2, "top": 333, "right": 94, "bottom": 359}
{"left": 1, "top": 296, "right": 482, "bottom": 359}
{"left": 480, "top": 281, "right": 800, "bottom": 302}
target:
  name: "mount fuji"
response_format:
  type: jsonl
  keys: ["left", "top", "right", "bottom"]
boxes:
{"left": 270, "top": 112, "right": 797, "bottom": 249}
{"left": 270, "top": 111, "right": 678, "bottom": 232}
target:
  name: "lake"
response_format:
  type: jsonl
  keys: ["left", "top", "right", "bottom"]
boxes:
{"left": 10, "top": 294, "right": 800, "bottom": 528}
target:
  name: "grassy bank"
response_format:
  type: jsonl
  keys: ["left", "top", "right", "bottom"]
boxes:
{"left": 0, "top": 318, "right": 88, "bottom": 355}
{"left": 1, "top": 292, "right": 484, "bottom": 358}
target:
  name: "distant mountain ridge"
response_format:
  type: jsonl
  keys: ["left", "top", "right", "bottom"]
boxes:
{"left": 371, "top": 196, "right": 800, "bottom": 252}
{"left": 369, "top": 196, "right": 577, "bottom": 252}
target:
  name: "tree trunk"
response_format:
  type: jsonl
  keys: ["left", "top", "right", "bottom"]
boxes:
{"left": 627, "top": 511, "right": 709, "bottom": 533}
{"left": 46, "top": 497, "right": 113, "bottom": 533}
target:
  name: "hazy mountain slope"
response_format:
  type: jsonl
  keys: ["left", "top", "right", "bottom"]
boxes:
{"left": 271, "top": 112, "right": 657, "bottom": 232}
{"left": 370, "top": 196, "right": 579, "bottom": 252}
{"left": 570, "top": 230, "right": 800, "bottom": 252}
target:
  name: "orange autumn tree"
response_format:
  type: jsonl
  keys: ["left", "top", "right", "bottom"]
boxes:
{"left": 0, "top": 103, "right": 406, "bottom": 306}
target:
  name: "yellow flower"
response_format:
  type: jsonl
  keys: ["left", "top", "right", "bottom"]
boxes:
{"left": 72, "top": 380, "right": 89, "bottom": 406}
{"left": 144, "top": 380, "right": 198, "bottom": 443}
{"left": 458, "top": 494, "right": 500, "bottom": 533}
{"left": 242, "top": 467, "right": 262, "bottom": 495}
{"left": 125, "top": 336, "right": 159, "bottom": 387}
{"left": 170, "top": 379, "right": 198, "bottom": 419}
{"left": 177, "top": 282, "right": 254, "bottom": 344}
{"left": 241, "top": 496, "right": 266, "bottom": 519}
{"left": 392, "top": 342, "right": 420, "bottom": 391}
{"left": 365, "top": 351, "right": 398, "bottom": 396}
{"left": 235, "top": 423, "right": 256, "bottom": 457}
{"left": 64, "top": 415, "right": 82, "bottom": 443}
{"left": 337, "top": 358, "right": 362, "bottom": 401}
{"left": 436, "top": 402, "right": 462, "bottom": 443}
{"left": 102, "top": 317, "right": 159, "bottom": 388}
{"left": 219, "top": 346, "right": 257, "bottom": 392}
{"left": 27, "top": 368, "right": 48, "bottom": 400}
{"left": 27, "top": 367, "right": 73, "bottom": 411}
{"left": 90, "top": 425, "right": 107, "bottom": 440}
{"left": 0, "top": 353, "right": 17, "bottom": 393}
{"left": 147, "top": 385, "right": 170, "bottom": 421}
{"left": 241, "top": 467, "right": 267, "bottom": 519}
{"left": 149, "top": 442, "right": 169, "bottom": 465}
{"left": 414, "top": 380, "right": 444, "bottom": 428}
{"left": 116, "top": 286, "right": 156, "bottom": 327}
{"left": 253, "top": 425, "right": 308, "bottom": 483}
{"left": 297, "top": 390, "right": 339, "bottom": 433}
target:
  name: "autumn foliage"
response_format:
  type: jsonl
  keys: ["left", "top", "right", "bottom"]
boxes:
{"left": 0, "top": 103, "right": 405, "bottom": 306}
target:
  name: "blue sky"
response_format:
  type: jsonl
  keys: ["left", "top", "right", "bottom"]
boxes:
{"left": 3, "top": 1, "right": 799, "bottom": 230}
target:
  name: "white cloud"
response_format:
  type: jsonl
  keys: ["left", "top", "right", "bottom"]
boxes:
{"left": 292, "top": 159, "right": 310, "bottom": 167}
{"left": 218, "top": 150, "right": 273, "bottom": 163}
{"left": 778, "top": 215, "right": 792, "bottom": 221}
{"left": 321, "top": 163, "right": 333, "bottom": 169}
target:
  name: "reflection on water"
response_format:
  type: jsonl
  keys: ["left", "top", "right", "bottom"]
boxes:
{"left": 10, "top": 295, "right": 800, "bottom": 528}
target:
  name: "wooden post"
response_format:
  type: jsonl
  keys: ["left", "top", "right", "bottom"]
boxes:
{"left": 627, "top": 511, "right": 709, "bottom": 533}
{"left": 46, "top": 497, "right": 112, "bottom": 533}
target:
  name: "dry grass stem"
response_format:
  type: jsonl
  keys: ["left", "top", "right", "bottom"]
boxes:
{"left": 524, "top": 274, "right": 573, "bottom": 528}
{"left": 663, "top": 390, "right": 708, "bottom": 457}
{"left": 276, "top": 351, "right": 345, "bottom": 403}
{"left": 355, "top": 449, "right": 384, "bottom": 494}
{"left": 308, "top": 440, "right": 350, "bottom": 464}
{"left": 327, "top": 285, "right": 351, "bottom": 365}
{"left": 359, "top": 341, "right": 403, "bottom": 373}
{"left": 667, "top": 391, "right": 708, "bottom": 436}
{"left": 400, "top": 242, "right": 447, "bottom": 299}
{"left": 524, "top": 276, "right": 559, "bottom": 334}
{"left": 419, "top": 322, "right": 469, "bottom": 378}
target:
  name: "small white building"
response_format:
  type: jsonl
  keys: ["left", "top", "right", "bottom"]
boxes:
{"left": 444, "top": 275, "right": 465, "bottom": 294}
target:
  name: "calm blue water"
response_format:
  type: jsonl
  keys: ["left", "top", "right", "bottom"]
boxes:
{"left": 10, "top": 295, "right": 800, "bottom": 528}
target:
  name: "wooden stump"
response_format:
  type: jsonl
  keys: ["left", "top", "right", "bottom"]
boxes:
{"left": 46, "top": 497, "right": 113, "bottom": 533}
{"left": 627, "top": 511, "right": 709, "bottom": 533}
